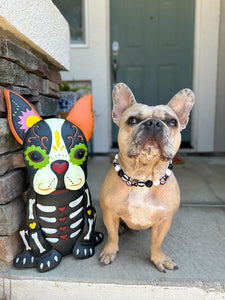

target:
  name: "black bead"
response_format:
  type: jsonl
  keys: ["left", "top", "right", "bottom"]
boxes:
{"left": 145, "top": 180, "right": 153, "bottom": 187}
{"left": 118, "top": 169, "right": 124, "bottom": 177}
{"left": 168, "top": 164, "right": 173, "bottom": 170}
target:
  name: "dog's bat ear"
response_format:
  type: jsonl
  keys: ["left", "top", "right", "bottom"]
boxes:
{"left": 168, "top": 89, "right": 195, "bottom": 130}
{"left": 66, "top": 94, "right": 94, "bottom": 142}
{"left": 4, "top": 89, "right": 42, "bottom": 145}
{"left": 112, "top": 83, "right": 136, "bottom": 125}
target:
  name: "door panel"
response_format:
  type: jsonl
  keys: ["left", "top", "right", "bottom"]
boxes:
{"left": 125, "top": 66, "right": 145, "bottom": 101}
{"left": 159, "top": 0, "right": 178, "bottom": 46}
{"left": 127, "top": 0, "right": 145, "bottom": 47}
{"left": 158, "top": 65, "right": 177, "bottom": 102}
{"left": 111, "top": 0, "right": 194, "bottom": 145}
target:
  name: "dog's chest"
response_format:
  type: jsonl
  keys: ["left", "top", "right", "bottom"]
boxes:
{"left": 124, "top": 189, "right": 166, "bottom": 230}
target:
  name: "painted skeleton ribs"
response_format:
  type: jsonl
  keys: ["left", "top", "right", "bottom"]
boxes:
{"left": 16, "top": 187, "right": 103, "bottom": 272}
{"left": 4, "top": 89, "right": 103, "bottom": 272}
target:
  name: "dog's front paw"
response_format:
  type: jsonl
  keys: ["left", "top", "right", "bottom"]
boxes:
{"left": 99, "top": 243, "right": 118, "bottom": 265}
{"left": 151, "top": 251, "right": 178, "bottom": 273}
{"left": 37, "top": 249, "right": 62, "bottom": 273}
{"left": 99, "top": 251, "right": 117, "bottom": 265}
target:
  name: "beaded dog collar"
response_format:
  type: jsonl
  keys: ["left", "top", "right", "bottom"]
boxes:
{"left": 113, "top": 154, "right": 173, "bottom": 188}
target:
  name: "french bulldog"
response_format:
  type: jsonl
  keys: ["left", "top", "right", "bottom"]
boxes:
{"left": 4, "top": 89, "right": 103, "bottom": 272}
{"left": 99, "top": 83, "right": 194, "bottom": 272}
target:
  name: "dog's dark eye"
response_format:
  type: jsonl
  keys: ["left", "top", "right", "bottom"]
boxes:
{"left": 74, "top": 149, "right": 85, "bottom": 159}
{"left": 127, "top": 117, "right": 139, "bottom": 125}
{"left": 28, "top": 151, "right": 44, "bottom": 162}
{"left": 169, "top": 119, "right": 177, "bottom": 127}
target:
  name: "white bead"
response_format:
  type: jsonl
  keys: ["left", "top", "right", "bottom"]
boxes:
{"left": 153, "top": 179, "right": 160, "bottom": 186}
{"left": 115, "top": 164, "right": 121, "bottom": 172}
{"left": 165, "top": 169, "right": 172, "bottom": 176}
{"left": 115, "top": 154, "right": 119, "bottom": 160}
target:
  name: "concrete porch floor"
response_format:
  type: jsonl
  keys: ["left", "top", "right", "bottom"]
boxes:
{"left": 1, "top": 155, "right": 225, "bottom": 299}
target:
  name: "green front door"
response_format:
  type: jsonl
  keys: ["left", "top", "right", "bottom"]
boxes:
{"left": 111, "top": 0, "right": 195, "bottom": 146}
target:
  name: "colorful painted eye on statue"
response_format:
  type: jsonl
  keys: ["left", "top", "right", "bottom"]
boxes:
{"left": 24, "top": 145, "right": 50, "bottom": 169}
{"left": 69, "top": 143, "right": 88, "bottom": 166}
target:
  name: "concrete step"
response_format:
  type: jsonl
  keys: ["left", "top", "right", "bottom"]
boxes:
{"left": 1, "top": 155, "right": 225, "bottom": 299}
{"left": 1, "top": 205, "right": 225, "bottom": 299}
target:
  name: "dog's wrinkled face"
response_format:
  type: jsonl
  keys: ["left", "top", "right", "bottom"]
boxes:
{"left": 119, "top": 104, "right": 181, "bottom": 160}
{"left": 4, "top": 90, "right": 94, "bottom": 195}
{"left": 24, "top": 119, "right": 88, "bottom": 195}
{"left": 112, "top": 83, "right": 194, "bottom": 161}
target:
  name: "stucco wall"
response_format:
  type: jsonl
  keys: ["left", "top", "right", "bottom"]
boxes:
{"left": 215, "top": 0, "right": 225, "bottom": 152}
{"left": 61, "top": 0, "right": 111, "bottom": 153}
{"left": 0, "top": 0, "right": 70, "bottom": 71}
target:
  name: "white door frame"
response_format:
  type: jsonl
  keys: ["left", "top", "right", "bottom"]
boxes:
{"left": 192, "top": 0, "right": 220, "bottom": 152}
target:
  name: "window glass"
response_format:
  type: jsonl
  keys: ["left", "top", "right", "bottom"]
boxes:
{"left": 53, "top": 0, "right": 85, "bottom": 44}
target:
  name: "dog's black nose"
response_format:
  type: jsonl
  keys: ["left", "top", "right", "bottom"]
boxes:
{"left": 144, "top": 119, "right": 162, "bottom": 129}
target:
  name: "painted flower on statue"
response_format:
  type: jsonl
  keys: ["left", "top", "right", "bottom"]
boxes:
{"left": 18, "top": 108, "right": 41, "bottom": 133}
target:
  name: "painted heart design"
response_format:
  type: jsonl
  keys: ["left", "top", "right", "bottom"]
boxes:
{"left": 29, "top": 222, "right": 36, "bottom": 229}
{"left": 60, "top": 234, "right": 68, "bottom": 240}
{"left": 60, "top": 226, "right": 67, "bottom": 231}
{"left": 59, "top": 217, "right": 67, "bottom": 222}
{"left": 52, "top": 162, "right": 68, "bottom": 174}
{"left": 59, "top": 206, "right": 66, "bottom": 212}
{"left": 87, "top": 209, "right": 92, "bottom": 215}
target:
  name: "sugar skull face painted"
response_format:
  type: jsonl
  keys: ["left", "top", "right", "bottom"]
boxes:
{"left": 24, "top": 118, "right": 88, "bottom": 194}
{"left": 4, "top": 90, "right": 94, "bottom": 195}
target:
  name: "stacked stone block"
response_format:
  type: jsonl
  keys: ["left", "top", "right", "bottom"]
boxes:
{"left": 0, "top": 38, "right": 62, "bottom": 264}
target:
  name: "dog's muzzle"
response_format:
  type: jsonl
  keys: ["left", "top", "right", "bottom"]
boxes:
{"left": 141, "top": 118, "right": 163, "bottom": 136}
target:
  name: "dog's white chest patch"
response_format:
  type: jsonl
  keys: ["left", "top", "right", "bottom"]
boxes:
{"left": 126, "top": 190, "right": 165, "bottom": 229}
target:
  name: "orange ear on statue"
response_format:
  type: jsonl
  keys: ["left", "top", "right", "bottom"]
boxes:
{"left": 66, "top": 94, "right": 94, "bottom": 142}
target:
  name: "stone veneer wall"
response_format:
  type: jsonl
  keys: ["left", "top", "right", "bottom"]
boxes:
{"left": 0, "top": 38, "right": 61, "bottom": 265}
